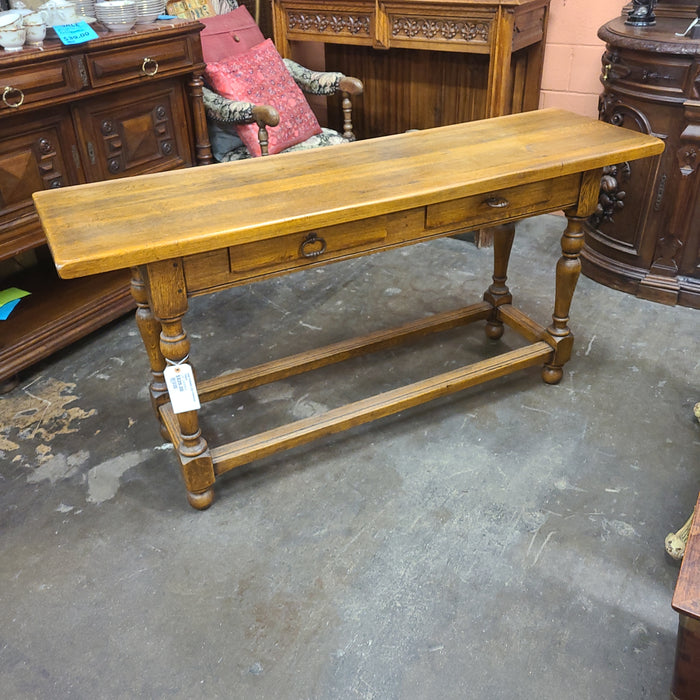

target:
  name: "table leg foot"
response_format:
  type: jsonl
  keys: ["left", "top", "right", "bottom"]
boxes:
{"left": 542, "top": 364, "right": 563, "bottom": 385}
{"left": 485, "top": 319, "right": 505, "bottom": 339}
{"left": 187, "top": 487, "right": 214, "bottom": 510}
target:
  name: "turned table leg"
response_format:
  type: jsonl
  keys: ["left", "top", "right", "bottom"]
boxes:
{"left": 131, "top": 267, "right": 169, "bottom": 439}
{"left": 542, "top": 213, "right": 585, "bottom": 385}
{"left": 144, "top": 260, "right": 216, "bottom": 510}
{"left": 483, "top": 222, "right": 515, "bottom": 339}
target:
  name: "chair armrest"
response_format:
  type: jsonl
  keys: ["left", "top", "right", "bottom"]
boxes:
{"left": 202, "top": 86, "right": 280, "bottom": 156}
{"left": 202, "top": 86, "right": 279, "bottom": 128}
{"left": 282, "top": 59, "right": 363, "bottom": 97}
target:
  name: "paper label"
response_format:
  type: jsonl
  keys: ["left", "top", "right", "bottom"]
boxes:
{"left": 53, "top": 21, "right": 99, "bottom": 45}
{"left": 164, "top": 364, "right": 201, "bottom": 414}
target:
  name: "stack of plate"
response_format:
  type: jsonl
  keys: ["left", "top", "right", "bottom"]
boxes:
{"left": 73, "top": 0, "right": 96, "bottom": 18}
{"left": 134, "top": 0, "right": 165, "bottom": 24}
{"left": 94, "top": 0, "right": 137, "bottom": 31}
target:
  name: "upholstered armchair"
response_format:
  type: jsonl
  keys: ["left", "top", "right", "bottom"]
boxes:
{"left": 199, "top": 6, "right": 363, "bottom": 162}
{"left": 202, "top": 59, "right": 363, "bottom": 162}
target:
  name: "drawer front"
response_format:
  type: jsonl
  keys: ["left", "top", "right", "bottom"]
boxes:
{"left": 426, "top": 174, "right": 581, "bottom": 230}
{"left": 388, "top": 9, "right": 494, "bottom": 52}
{"left": 228, "top": 216, "right": 388, "bottom": 277}
{"left": 603, "top": 50, "right": 691, "bottom": 99}
{"left": 183, "top": 210, "right": 428, "bottom": 293}
{"left": 87, "top": 36, "right": 197, "bottom": 88}
{"left": 0, "top": 58, "right": 79, "bottom": 112}
{"left": 282, "top": 6, "right": 374, "bottom": 45}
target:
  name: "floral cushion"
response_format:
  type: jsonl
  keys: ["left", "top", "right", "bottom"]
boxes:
{"left": 205, "top": 39, "right": 322, "bottom": 157}
{"left": 199, "top": 6, "right": 264, "bottom": 64}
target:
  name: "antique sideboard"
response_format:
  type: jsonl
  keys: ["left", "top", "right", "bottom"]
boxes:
{"left": 271, "top": 0, "right": 550, "bottom": 139}
{"left": 0, "top": 20, "right": 211, "bottom": 386}
{"left": 583, "top": 2, "right": 700, "bottom": 309}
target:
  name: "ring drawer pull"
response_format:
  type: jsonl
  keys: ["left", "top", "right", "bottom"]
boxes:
{"left": 141, "top": 57, "right": 159, "bottom": 76}
{"left": 3, "top": 86, "right": 24, "bottom": 108}
{"left": 485, "top": 195, "right": 509, "bottom": 208}
{"left": 300, "top": 232, "right": 327, "bottom": 258}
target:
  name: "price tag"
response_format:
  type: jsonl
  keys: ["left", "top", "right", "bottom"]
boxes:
{"left": 164, "top": 363, "right": 201, "bottom": 414}
{"left": 53, "top": 21, "right": 99, "bottom": 45}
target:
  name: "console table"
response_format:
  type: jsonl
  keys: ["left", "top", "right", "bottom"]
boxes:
{"left": 0, "top": 20, "right": 212, "bottom": 386}
{"left": 271, "top": 0, "right": 550, "bottom": 139}
{"left": 33, "top": 109, "right": 662, "bottom": 509}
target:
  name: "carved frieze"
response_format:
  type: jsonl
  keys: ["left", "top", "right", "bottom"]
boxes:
{"left": 392, "top": 16, "right": 489, "bottom": 43}
{"left": 287, "top": 12, "right": 371, "bottom": 36}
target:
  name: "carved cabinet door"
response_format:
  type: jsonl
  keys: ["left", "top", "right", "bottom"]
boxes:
{"left": 0, "top": 107, "right": 84, "bottom": 259}
{"left": 71, "top": 78, "right": 194, "bottom": 181}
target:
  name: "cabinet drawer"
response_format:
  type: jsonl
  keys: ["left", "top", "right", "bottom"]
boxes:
{"left": 87, "top": 36, "right": 197, "bottom": 88}
{"left": 426, "top": 174, "right": 581, "bottom": 230}
{"left": 388, "top": 10, "right": 494, "bottom": 52}
{"left": 0, "top": 58, "right": 79, "bottom": 111}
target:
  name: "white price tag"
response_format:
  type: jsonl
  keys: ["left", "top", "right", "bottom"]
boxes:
{"left": 164, "top": 363, "right": 201, "bottom": 414}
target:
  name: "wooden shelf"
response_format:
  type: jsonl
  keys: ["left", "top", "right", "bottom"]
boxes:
{"left": 0, "top": 262, "right": 134, "bottom": 384}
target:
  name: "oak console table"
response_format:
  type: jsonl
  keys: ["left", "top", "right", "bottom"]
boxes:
{"left": 272, "top": 0, "right": 550, "bottom": 139}
{"left": 0, "top": 19, "right": 211, "bottom": 386}
{"left": 34, "top": 109, "right": 662, "bottom": 509}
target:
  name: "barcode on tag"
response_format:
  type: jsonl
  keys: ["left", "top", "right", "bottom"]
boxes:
{"left": 164, "top": 364, "right": 201, "bottom": 414}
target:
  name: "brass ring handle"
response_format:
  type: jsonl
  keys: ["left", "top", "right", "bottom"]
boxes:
{"left": 3, "top": 86, "right": 24, "bottom": 108}
{"left": 603, "top": 63, "right": 612, "bottom": 82}
{"left": 300, "top": 232, "right": 327, "bottom": 258}
{"left": 485, "top": 195, "right": 509, "bottom": 208}
{"left": 141, "top": 57, "right": 159, "bottom": 76}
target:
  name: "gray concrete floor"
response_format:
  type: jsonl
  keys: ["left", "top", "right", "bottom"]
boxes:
{"left": 1, "top": 214, "right": 699, "bottom": 699}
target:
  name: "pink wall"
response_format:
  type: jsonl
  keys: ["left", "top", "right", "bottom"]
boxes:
{"left": 540, "top": 0, "right": 629, "bottom": 117}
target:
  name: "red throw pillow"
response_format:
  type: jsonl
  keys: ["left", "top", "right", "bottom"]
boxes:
{"left": 205, "top": 38, "right": 322, "bottom": 157}
{"left": 200, "top": 6, "right": 265, "bottom": 64}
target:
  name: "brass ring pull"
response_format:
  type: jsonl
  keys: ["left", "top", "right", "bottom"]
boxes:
{"left": 485, "top": 195, "right": 509, "bottom": 208}
{"left": 300, "top": 232, "right": 327, "bottom": 258}
{"left": 3, "top": 86, "right": 24, "bottom": 109}
{"left": 603, "top": 63, "right": 612, "bottom": 82}
{"left": 141, "top": 57, "right": 159, "bottom": 76}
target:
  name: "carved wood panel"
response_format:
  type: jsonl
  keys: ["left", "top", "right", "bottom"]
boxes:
{"left": 73, "top": 79, "right": 192, "bottom": 181}
{"left": 0, "top": 107, "right": 82, "bottom": 260}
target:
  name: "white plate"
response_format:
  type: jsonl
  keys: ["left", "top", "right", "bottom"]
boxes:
{"left": 0, "top": 10, "right": 22, "bottom": 28}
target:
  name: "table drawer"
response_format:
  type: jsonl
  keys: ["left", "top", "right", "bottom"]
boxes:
{"left": 426, "top": 174, "right": 581, "bottom": 230}
{"left": 229, "top": 215, "right": 389, "bottom": 276}
{"left": 183, "top": 210, "right": 427, "bottom": 293}
{"left": 86, "top": 36, "right": 197, "bottom": 88}
{"left": 0, "top": 58, "right": 79, "bottom": 111}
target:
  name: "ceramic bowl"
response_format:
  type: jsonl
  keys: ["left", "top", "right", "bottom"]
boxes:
{"left": 25, "top": 23, "right": 46, "bottom": 44}
{"left": 0, "top": 25, "right": 26, "bottom": 50}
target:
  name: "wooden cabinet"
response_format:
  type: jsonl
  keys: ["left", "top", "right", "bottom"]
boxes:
{"left": 582, "top": 5, "right": 700, "bottom": 309}
{"left": 0, "top": 20, "right": 212, "bottom": 385}
{"left": 271, "top": 0, "right": 550, "bottom": 139}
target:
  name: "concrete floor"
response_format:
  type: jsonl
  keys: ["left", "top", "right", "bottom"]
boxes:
{"left": 1, "top": 214, "right": 698, "bottom": 699}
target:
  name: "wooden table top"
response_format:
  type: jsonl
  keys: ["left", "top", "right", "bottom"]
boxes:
{"left": 33, "top": 109, "right": 663, "bottom": 279}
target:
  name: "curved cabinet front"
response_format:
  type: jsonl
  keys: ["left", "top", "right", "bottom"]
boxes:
{"left": 583, "top": 15, "right": 700, "bottom": 309}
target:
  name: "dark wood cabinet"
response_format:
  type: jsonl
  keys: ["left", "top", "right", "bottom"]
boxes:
{"left": 0, "top": 20, "right": 212, "bottom": 385}
{"left": 582, "top": 3, "right": 700, "bottom": 309}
